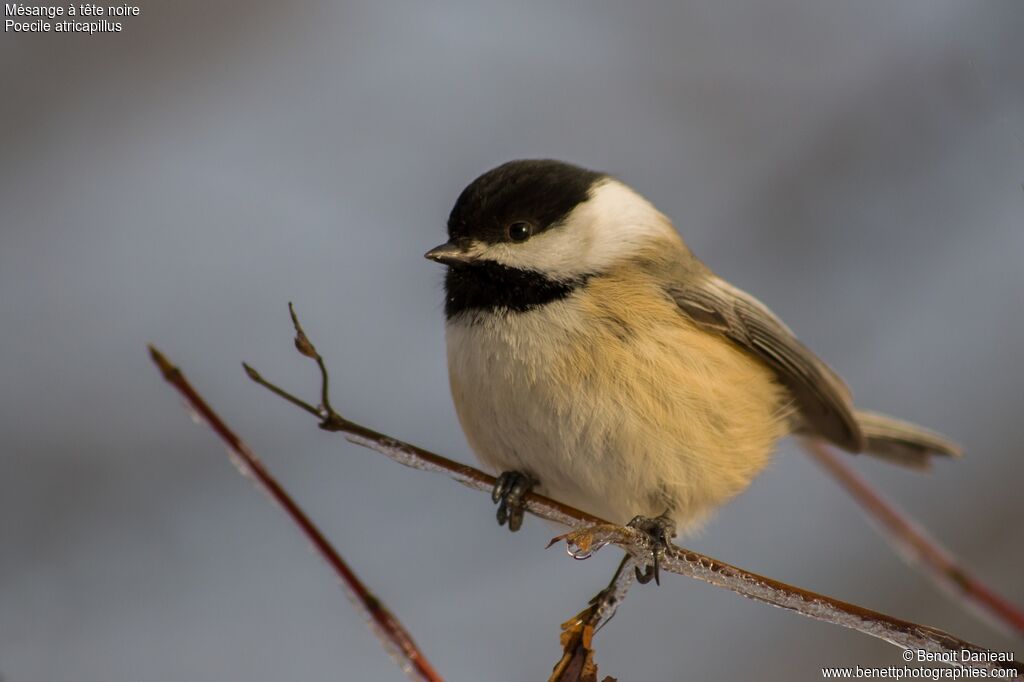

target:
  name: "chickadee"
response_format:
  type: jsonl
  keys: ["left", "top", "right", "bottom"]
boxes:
{"left": 426, "top": 159, "right": 959, "bottom": 580}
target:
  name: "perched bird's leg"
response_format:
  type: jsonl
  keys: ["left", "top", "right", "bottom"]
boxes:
{"left": 492, "top": 471, "right": 536, "bottom": 532}
{"left": 627, "top": 512, "right": 677, "bottom": 585}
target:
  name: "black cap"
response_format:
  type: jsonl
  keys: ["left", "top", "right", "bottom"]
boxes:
{"left": 447, "top": 159, "right": 605, "bottom": 244}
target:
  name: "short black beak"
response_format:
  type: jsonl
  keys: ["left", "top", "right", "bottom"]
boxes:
{"left": 424, "top": 241, "right": 474, "bottom": 266}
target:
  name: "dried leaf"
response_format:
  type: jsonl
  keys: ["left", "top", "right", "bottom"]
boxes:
{"left": 294, "top": 331, "right": 318, "bottom": 358}
{"left": 549, "top": 596, "right": 617, "bottom": 682}
{"left": 551, "top": 614, "right": 599, "bottom": 682}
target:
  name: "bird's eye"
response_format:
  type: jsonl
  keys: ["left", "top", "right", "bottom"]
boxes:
{"left": 507, "top": 221, "right": 532, "bottom": 243}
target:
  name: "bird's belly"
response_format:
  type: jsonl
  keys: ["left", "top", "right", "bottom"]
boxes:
{"left": 445, "top": 296, "right": 790, "bottom": 533}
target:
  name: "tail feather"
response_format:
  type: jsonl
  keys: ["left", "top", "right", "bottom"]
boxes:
{"left": 855, "top": 409, "right": 963, "bottom": 471}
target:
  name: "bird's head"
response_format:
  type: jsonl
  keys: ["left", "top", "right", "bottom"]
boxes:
{"left": 425, "top": 159, "right": 681, "bottom": 282}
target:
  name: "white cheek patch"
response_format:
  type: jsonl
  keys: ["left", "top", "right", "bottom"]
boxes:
{"left": 474, "top": 229, "right": 583, "bottom": 277}
{"left": 471, "top": 179, "right": 681, "bottom": 279}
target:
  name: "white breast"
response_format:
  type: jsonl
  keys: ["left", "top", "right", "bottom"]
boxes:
{"left": 446, "top": 300, "right": 587, "bottom": 485}
{"left": 445, "top": 282, "right": 791, "bottom": 534}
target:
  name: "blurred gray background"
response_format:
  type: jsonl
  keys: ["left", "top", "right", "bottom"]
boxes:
{"left": 2, "top": 1, "right": 1022, "bottom": 680}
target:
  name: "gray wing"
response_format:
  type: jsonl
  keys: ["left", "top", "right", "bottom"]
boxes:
{"left": 668, "top": 274, "right": 866, "bottom": 452}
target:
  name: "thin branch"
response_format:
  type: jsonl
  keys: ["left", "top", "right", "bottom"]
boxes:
{"left": 149, "top": 346, "right": 443, "bottom": 682}
{"left": 550, "top": 555, "right": 635, "bottom": 682}
{"left": 289, "top": 301, "right": 335, "bottom": 418}
{"left": 244, "top": 304, "right": 1023, "bottom": 675}
{"left": 803, "top": 438, "right": 1024, "bottom": 636}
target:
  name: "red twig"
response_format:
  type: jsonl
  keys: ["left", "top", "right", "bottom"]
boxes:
{"left": 149, "top": 345, "right": 443, "bottom": 682}
{"left": 803, "top": 439, "right": 1024, "bottom": 637}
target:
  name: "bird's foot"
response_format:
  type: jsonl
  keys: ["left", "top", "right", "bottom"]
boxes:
{"left": 492, "top": 471, "right": 536, "bottom": 532}
{"left": 627, "top": 512, "right": 677, "bottom": 585}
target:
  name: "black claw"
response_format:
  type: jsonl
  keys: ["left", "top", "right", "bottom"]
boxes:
{"left": 491, "top": 474, "right": 510, "bottom": 504}
{"left": 634, "top": 564, "right": 656, "bottom": 585}
{"left": 507, "top": 501, "right": 525, "bottom": 532}
{"left": 491, "top": 471, "right": 535, "bottom": 532}
{"left": 627, "top": 512, "right": 676, "bottom": 586}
